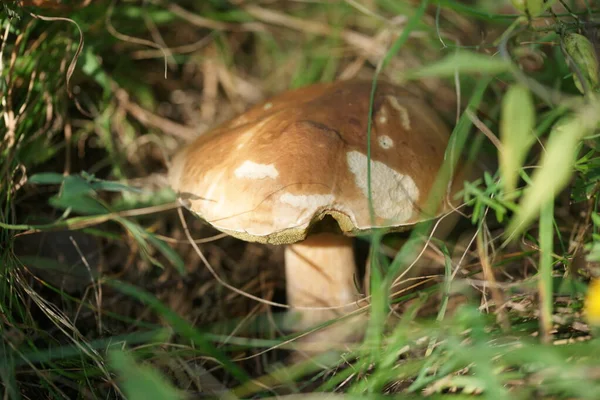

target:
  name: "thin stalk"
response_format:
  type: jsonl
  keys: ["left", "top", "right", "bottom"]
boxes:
{"left": 539, "top": 200, "right": 555, "bottom": 343}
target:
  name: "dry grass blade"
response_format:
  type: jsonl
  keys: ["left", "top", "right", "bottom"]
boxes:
{"left": 244, "top": 5, "right": 390, "bottom": 59}
{"left": 476, "top": 227, "right": 510, "bottom": 332}
{"left": 105, "top": 0, "right": 168, "bottom": 79}
{"left": 115, "top": 88, "right": 201, "bottom": 141}
{"left": 29, "top": 12, "right": 88, "bottom": 116}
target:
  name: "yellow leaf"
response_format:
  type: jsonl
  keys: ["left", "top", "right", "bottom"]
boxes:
{"left": 585, "top": 279, "right": 600, "bottom": 326}
{"left": 506, "top": 101, "right": 600, "bottom": 239}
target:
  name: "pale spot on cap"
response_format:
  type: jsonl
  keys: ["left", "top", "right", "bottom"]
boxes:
{"left": 346, "top": 150, "right": 419, "bottom": 222}
{"left": 378, "top": 106, "right": 388, "bottom": 124}
{"left": 378, "top": 135, "right": 394, "bottom": 149}
{"left": 386, "top": 95, "right": 411, "bottom": 131}
{"left": 234, "top": 160, "right": 279, "bottom": 179}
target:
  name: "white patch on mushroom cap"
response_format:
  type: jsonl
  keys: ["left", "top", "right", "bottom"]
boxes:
{"left": 378, "top": 135, "right": 394, "bottom": 149}
{"left": 386, "top": 96, "right": 411, "bottom": 130}
{"left": 263, "top": 102, "right": 273, "bottom": 110}
{"left": 378, "top": 106, "right": 388, "bottom": 124}
{"left": 234, "top": 160, "right": 279, "bottom": 179}
{"left": 346, "top": 150, "right": 419, "bottom": 222}
{"left": 280, "top": 193, "right": 335, "bottom": 209}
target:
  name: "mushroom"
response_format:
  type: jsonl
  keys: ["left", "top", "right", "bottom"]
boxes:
{"left": 168, "top": 80, "right": 460, "bottom": 330}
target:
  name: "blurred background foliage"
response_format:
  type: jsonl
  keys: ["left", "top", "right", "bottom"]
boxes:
{"left": 2, "top": 0, "right": 600, "bottom": 399}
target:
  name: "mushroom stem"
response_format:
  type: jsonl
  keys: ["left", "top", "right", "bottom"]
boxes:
{"left": 284, "top": 233, "right": 360, "bottom": 329}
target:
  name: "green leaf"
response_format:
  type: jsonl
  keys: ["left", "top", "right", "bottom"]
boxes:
{"left": 61, "top": 175, "right": 94, "bottom": 197}
{"left": 49, "top": 195, "right": 108, "bottom": 215}
{"left": 34, "top": 172, "right": 144, "bottom": 214}
{"left": 49, "top": 175, "right": 106, "bottom": 215}
{"left": 28, "top": 173, "right": 66, "bottom": 185}
{"left": 563, "top": 32, "right": 600, "bottom": 94}
{"left": 79, "top": 171, "right": 142, "bottom": 193}
{"left": 499, "top": 84, "right": 536, "bottom": 197}
{"left": 401, "top": 51, "right": 512, "bottom": 80}
{"left": 108, "top": 349, "right": 184, "bottom": 400}
{"left": 90, "top": 180, "right": 142, "bottom": 193}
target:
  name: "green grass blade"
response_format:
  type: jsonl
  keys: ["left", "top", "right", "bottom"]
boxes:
{"left": 107, "top": 279, "right": 251, "bottom": 384}
{"left": 108, "top": 349, "right": 184, "bottom": 400}
{"left": 538, "top": 199, "right": 555, "bottom": 343}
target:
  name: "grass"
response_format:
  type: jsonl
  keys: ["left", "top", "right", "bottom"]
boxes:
{"left": 2, "top": 0, "right": 600, "bottom": 398}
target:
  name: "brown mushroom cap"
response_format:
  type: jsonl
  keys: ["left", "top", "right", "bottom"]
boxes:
{"left": 169, "top": 80, "right": 458, "bottom": 244}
